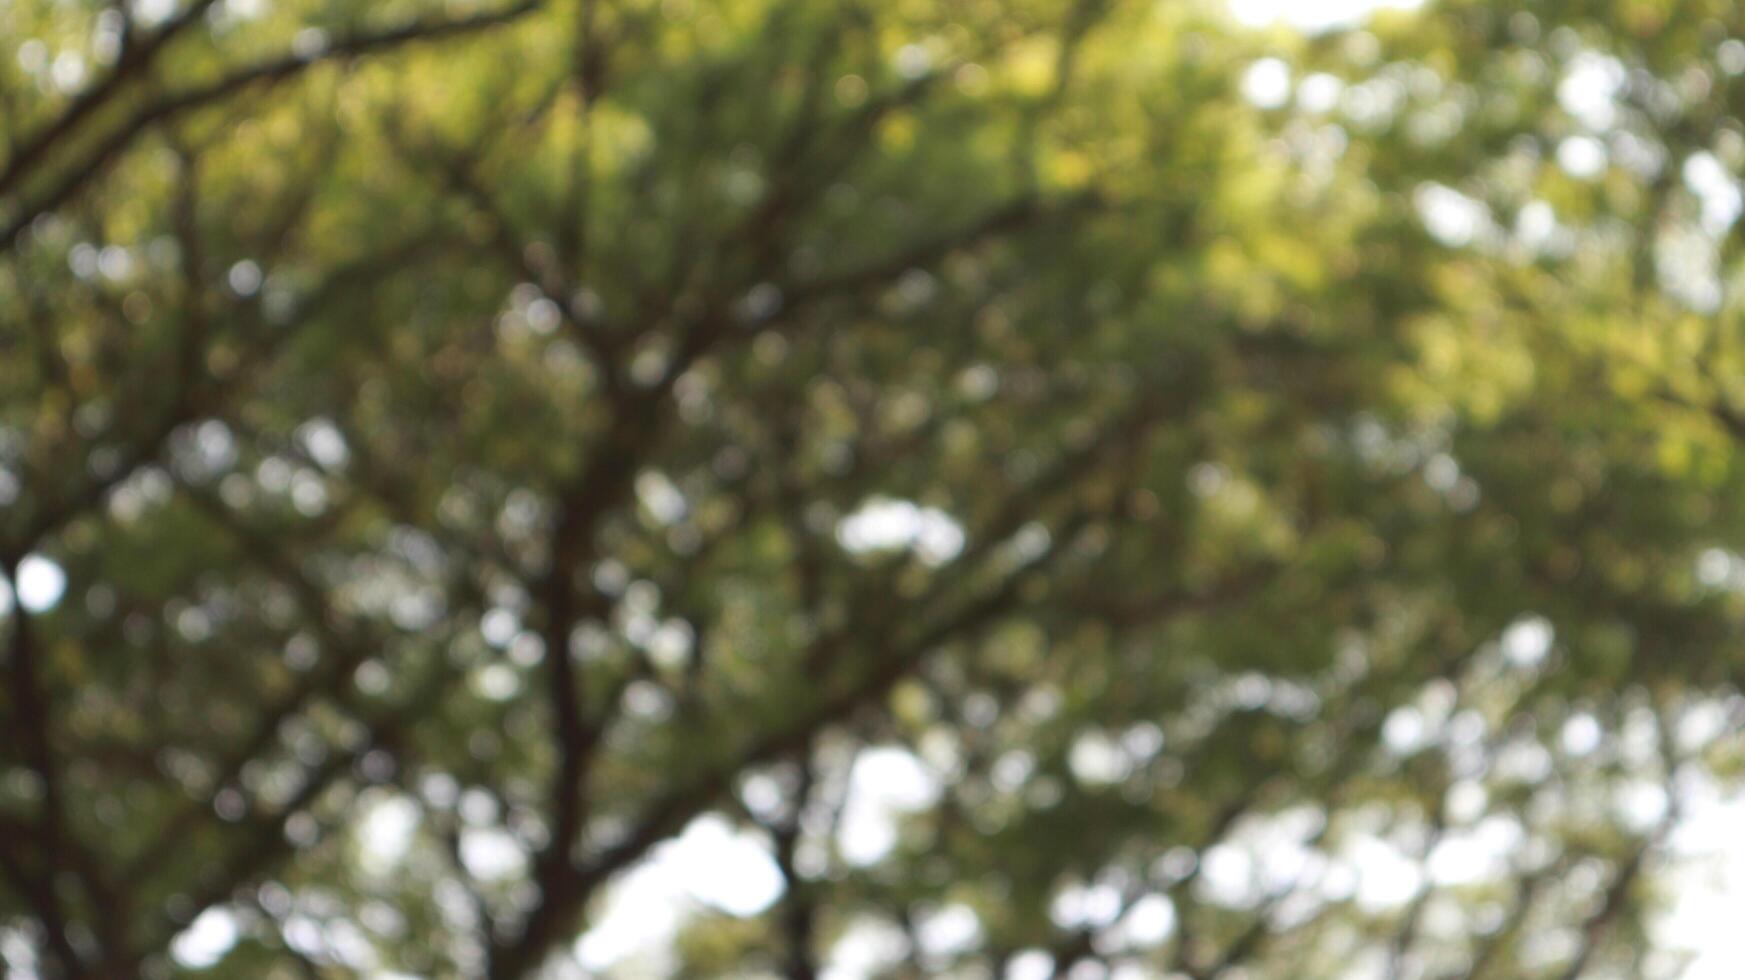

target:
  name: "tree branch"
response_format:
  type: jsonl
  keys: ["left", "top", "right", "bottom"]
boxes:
{"left": 0, "top": 0, "right": 542, "bottom": 252}
{"left": 2, "top": 559, "right": 83, "bottom": 976}
{"left": 0, "top": 0, "right": 224, "bottom": 199}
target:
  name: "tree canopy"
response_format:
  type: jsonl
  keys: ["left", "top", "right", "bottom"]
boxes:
{"left": 6, "top": 0, "right": 1745, "bottom": 977}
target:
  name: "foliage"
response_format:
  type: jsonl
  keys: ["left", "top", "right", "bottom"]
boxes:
{"left": 4, "top": 0, "right": 1745, "bottom": 977}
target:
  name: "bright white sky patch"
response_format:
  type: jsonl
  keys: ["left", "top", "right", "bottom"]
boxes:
{"left": 575, "top": 862, "right": 686, "bottom": 971}
{"left": 472, "top": 663, "right": 521, "bottom": 702}
{"left": 1558, "top": 52, "right": 1626, "bottom": 131}
{"left": 635, "top": 470, "right": 687, "bottom": 525}
{"left": 1005, "top": 949, "right": 1055, "bottom": 980}
{"left": 1557, "top": 135, "right": 1608, "bottom": 180}
{"left": 358, "top": 794, "right": 419, "bottom": 876}
{"left": 1415, "top": 183, "right": 1490, "bottom": 248}
{"left": 576, "top": 813, "right": 784, "bottom": 971}
{"left": 133, "top": 0, "right": 178, "bottom": 28}
{"left": 823, "top": 917, "right": 912, "bottom": 980}
{"left": 1298, "top": 72, "right": 1346, "bottom": 113}
{"left": 1684, "top": 152, "right": 1744, "bottom": 237}
{"left": 677, "top": 815, "right": 785, "bottom": 915}
{"left": 459, "top": 828, "right": 527, "bottom": 881}
{"left": 1560, "top": 713, "right": 1603, "bottom": 757}
{"left": 170, "top": 907, "right": 240, "bottom": 970}
{"left": 1662, "top": 785, "right": 1745, "bottom": 977}
{"left": 0, "top": 929, "right": 36, "bottom": 977}
{"left": 1228, "top": 0, "right": 1423, "bottom": 32}
{"left": 1051, "top": 880, "right": 1126, "bottom": 930}
{"left": 1115, "top": 893, "right": 1177, "bottom": 947}
{"left": 1501, "top": 615, "right": 1553, "bottom": 667}
{"left": 1197, "top": 843, "right": 1258, "bottom": 908}
{"left": 838, "top": 747, "right": 942, "bottom": 866}
{"left": 14, "top": 555, "right": 66, "bottom": 614}
{"left": 837, "top": 499, "right": 965, "bottom": 566}
{"left": 1068, "top": 730, "right": 1133, "bottom": 785}
{"left": 1192, "top": 808, "right": 1328, "bottom": 911}
{"left": 227, "top": 260, "right": 262, "bottom": 297}
{"left": 1347, "top": 835, "right": 1425, "bottom": 912}
{"left": 1426, "top": 816, "right": 1522, "bottom": 886}
{"left": 1515, "top": 199, "right": 1562, "bottom": 253}
{"left": 296, "top": 417, "right": 350, "bottom": 470}
{"left": 915, "top": 903, "right": 982, "bottom": 959}
{"left": 1241, "top": 57, "right": 1292, "bottom": 109}
{"left": 1382, "top": 704, "right": 1429, "bottom": 755}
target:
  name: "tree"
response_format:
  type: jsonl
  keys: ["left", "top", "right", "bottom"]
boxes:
{"left": 4, "top": 0, "right": 1745, "bottom": 976}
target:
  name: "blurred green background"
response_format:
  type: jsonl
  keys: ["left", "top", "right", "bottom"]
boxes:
{"left": 7, "top": 0, "right": 1745, "bottom": 976}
